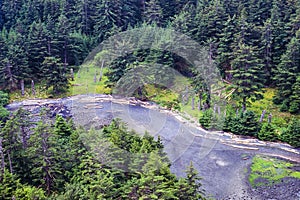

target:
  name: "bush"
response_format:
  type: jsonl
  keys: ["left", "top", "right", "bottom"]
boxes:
{"left": 223, "top": 110, "right": 260, "bottom": 137}
{"left": 223, "top": 108, "right": 240, "bottom": 133}
{"left": 0, "top": 106, "right": 9, "bottom": 122}
{"left": 199, "top": 109, "right": 224, "bottom": 131}
{"left": 272, "top": 95, "right": 282, "bottom": 105}
{"left": 280, "top": 118, "right": 300, "bottom": 147}
{"left": 14, "top": 185, "right": 46, "bottom": 200}
{"left": 258, "top": 123, "right": 278, "bottom": 142}
{"left": 238, "top": 111, "right": 261, "bottom": 136}
{"left": 280, "top": 99, "right": 289, "bottom": 112}
{"left": 199, "top": 109, "right": 213, "bottom": 130}
{"left": 0, "top": 91, "right": 9, "bottom": 106}
{"left": 289, "top": 101, "right": 300, "bottom": 114}
{"left": 210, "top": 114, "right": 225, "bottom": 131}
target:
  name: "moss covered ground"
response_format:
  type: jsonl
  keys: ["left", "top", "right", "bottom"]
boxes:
{"left": 249, "top": 155, "right": 300, "bottom": 187}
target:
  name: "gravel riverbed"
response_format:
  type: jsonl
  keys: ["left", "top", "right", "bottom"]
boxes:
{"left": 6, "top": 94, "right": 300, "bottom": 200}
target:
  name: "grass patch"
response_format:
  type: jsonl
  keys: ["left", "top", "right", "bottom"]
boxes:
{"left": 144, "top": 84, "right": 179, "bottom": 103}
{"left": 9, "top": 84, "right": 57, "bottom": 102}
{"left": 180, "top": 100, "right": 203, "bottom": 119}
{"left": 249, "top": 155, "right": 300, "bottom": 187}
{"left": 248, "top": 88, "right": 300, "bottom": 127}
{"left": 70, "top": 65, "right": 111, "bottom": 95}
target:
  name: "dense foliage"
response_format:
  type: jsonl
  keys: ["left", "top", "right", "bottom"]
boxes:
{"left": 0, "top": 111, "right": 206, "bottom": 199}
{"left": 199, "top": 107, "right": 300, "bottom": 147}
{"left": 0, "top": 0, "right": 299, "bottom": 113}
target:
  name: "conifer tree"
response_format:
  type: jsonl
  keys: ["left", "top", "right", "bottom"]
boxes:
{"left": 230, "top": 42, "right": 264, "bottom": 111}
{"left": 144, "top": 0, "right": 163, "bottom": 25}
{"left": 216, "top": 15, "right": 237, "bottom": 79}
{"left": 93, "top": 0, "right": 122, "bottom": 42}
{"left": 273, "top": 29, "right": 300, "bottom": 112}
{"left": 42, "top": 56, "right": 69, "bottom": 95}
{"left": 27, "top": 20, "right": 49, "bottom": 78}
{"left": 176, "top": 162, "right": 205, "bottom": 200}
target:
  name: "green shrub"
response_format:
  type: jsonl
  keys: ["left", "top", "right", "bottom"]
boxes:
{"left": 0, "top": 91, "right": 9, "bottom": 106}
{"left": 199, "top": 109, "right": 224, "bottom": 131}
{"left": 289, "top": 101, "right": 300, "bottom": 114}
{"left": 199, "top": 109, "right": 213, "bottom": 130}
{"left": 280, "top": 118, "right": 300, "bottom": 147}
{"left": 238, "top": 111, "right": 261, "bottom": 136}
{"left": 280, "top": 99, "right": 289, "bottom": 112}
{"left": 272, "top": 95, "right": 282, "bottom": 105}
{"left": 14, "top": 185, "right": 46, "bottom": 200}
{"left": 258, "top": 123, "right": 278, "bottom": 142}
{"left": 223, "top": 107, "right": 239, "bottom": 133}
{"left": 0, "top": 106, "right": 9, "bottom": 122}
{"left": 223, "top": 110, "right": 260, "bottom": 136}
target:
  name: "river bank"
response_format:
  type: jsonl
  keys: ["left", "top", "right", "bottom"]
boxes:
{"left": 6, "top": 94, "right": 300, "bottom": 199}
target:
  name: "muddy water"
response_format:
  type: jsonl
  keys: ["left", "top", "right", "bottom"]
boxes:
{"left": 7, "top": 95, "right": 300, "bottom": 199}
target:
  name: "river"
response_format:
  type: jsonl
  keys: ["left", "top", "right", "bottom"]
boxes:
{"left": 6, "top": 94, "right": 300, "bottom": 199}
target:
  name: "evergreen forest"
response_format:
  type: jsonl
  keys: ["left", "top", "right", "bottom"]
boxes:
{"left": 0, "top": 0, "right": 300, "bottom": 199}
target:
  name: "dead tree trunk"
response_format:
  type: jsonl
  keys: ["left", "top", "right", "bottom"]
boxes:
{"left": 94, "top": 74, "right": 97, "bottom": 83}
{"left": 191, "top": 96, "right": 195, "bottom": 110}
{"left": 198, "top": 94, "right": 202, "bottom": 110}
{"left": 70, "top": 68, "right": 74, "bottom": 81}
{"left": 21, "top": 127, "right": 28, "bottom": 149}
{"left": 21, "top": 79, "right": 25, "bottom": 96}
{"left": 31, "top": 80, "right": 36, "bottom": 96}
{"left": 268, "top": 114, "right": 272, "bottom": 123}
{"left": 0, "top": 138, "right": 5, "bottom": 180}
{"left": 99, "top": 60, "right": 104, "bottom": 82}
{"left": 213, "top": 104, "right": 217, "bottom": 114}
{"left": 7, "top": 151, "right": 13, "bottom": 174}
{"left": 242, "top": 97, "right": 246, "bottom": 112}
{"left": 259, "top": 110, "right": 266, "bottom": 122}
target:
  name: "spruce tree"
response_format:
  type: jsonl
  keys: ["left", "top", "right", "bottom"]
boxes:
{"left": 176, "top": 161, "right": 205, "bottom": 200}
{"left": 144, "top": 0, "right": 163, "bottom": 25}
{"left": 289, "top": 77, "right": 300, "bottom": 114}
{"left": 273, "top": 29, "right": 300, "bottom": 112}
{"left": 93, "top": 0, "right": 122, "bottom": 42}
{"left": 27, "top": 120, "right": 61, "bottom": 194}
{"left": 27, "top": 20, "right": 49, "bottom": 78}
{"left": 216, "top": 15, "right": 237, "bottom": 80}
{"left": 42, "top": 56, "right": 69, "bottom": 95}
{"left": 230, "top": 42, "right": 264, "bottom": 111}
{"left": 280, "top": 118, "right": 300, "bottom": 147}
